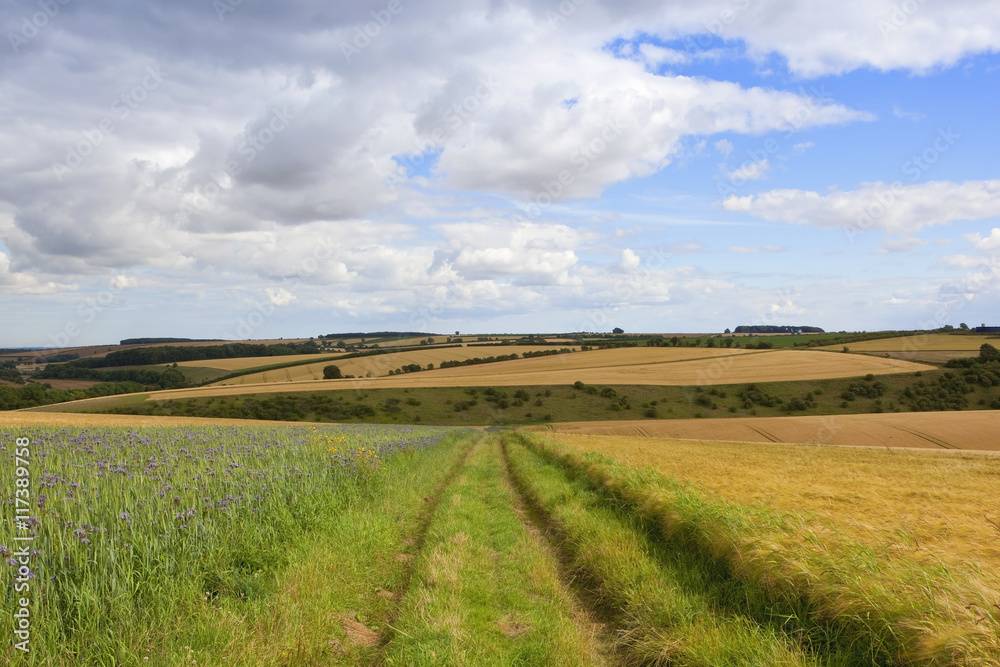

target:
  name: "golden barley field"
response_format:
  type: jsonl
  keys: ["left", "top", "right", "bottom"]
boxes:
{"left": 823, "top": 334, "right": 998, "bottom": 363}
{"left": 551, "top": 431, "right": 1000, "bottom": 580}
{"left": 210, "top": 345, "right": 564, "bottom": 384}
{"left": 402, "top": 347, "right": 932, "bottom": 386}
{"left": 536, "top": 410, "right": 1000, "bottom": 450}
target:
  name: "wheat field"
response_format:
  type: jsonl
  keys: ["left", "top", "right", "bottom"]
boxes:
{"left": 536, "top": 410, "right": 1000, "bottom": 450}
{"left": 210, "top": 345, "right": 564, "bottom": 384}
{"left": 822, "top": 333, "right": 995, "bottom": 352}
{"left": 551, "top": 431, "right": 1000, "bottom": 582}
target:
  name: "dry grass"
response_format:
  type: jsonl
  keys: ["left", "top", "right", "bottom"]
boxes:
{"left": 536, "top": 410, "right": 1000, "bottom": 451}
{"left": 552, "top": 432, "right": 1000, "bottom": 582}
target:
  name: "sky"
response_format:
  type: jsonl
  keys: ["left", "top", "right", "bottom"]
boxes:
{"left": 1, "top": 0, "right": 999, "bottom": 347}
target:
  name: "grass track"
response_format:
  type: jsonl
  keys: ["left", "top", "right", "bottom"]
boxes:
{"left": 384, "top": 438, "right": 609, "bottom": 666}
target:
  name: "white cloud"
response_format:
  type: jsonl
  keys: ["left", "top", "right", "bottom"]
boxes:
{"left": 723, "top": 180, "right": 1000, "bottom": 236}
{"left": 792, "top": 141, "right": 814, "bottom": 154}
{"left": 720, "top": 158, "right": 770, "bottom": 182}
{"left": 619, "top": 248, "right": 641, "bottom": 271}
{"left": 638, "top": 44, "right": 690, "bottom": 67}
{"left": 714, "top": 139, "right": 733, "bottom": 156}
{"left": 266, "top": 287, "right": 298, "bottom": 306}
{"left": 964, "top": 228, "right": 1000, "bottom": 250}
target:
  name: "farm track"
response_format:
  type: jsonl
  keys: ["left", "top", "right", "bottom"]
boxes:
{"left": 500, "top": 434, "right": 845, "bottom": 666}
{"left": 495, "top": 436, "right": 621, "bottom": 665}
{"left": 883, "top": 423, "right": 957, "bottom": 449}
{"left": 745, "top": 425, "right": 782, "bottom": 443}
{"left": 375, "top": 435, "right": 480, "bottom": 657}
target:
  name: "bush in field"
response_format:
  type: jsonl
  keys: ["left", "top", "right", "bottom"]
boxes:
{"left": 323, "top": 364, "right": 343, "bottom": 379}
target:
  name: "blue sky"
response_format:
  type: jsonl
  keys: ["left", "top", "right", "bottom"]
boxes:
{"left": 1, "top": 1, "right": 999, "bottom": 346}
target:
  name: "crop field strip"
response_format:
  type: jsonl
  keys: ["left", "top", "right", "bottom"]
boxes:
{"left": 821, "top": 333, "right": 997, "bottom": 352}
{"left": 542, "top": 409, "right": 1000, "bottom": 450}
{"left": 509, "top": 433, "right": 1000, "bottom": 665}
{"left": 549, "top": 431, "right": 1000, "bottom": 582}
{"left": 209, "top": 344, "right": 567, "bottom": 384}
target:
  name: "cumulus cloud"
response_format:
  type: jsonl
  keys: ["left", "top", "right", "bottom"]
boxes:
{"left": 964, "top": 228, "right": 1000, "bottom": 250}
{"left": 723, "top": 180, "right": 1000, "bottom": 236}
{"left": 618, "top": 248, "right": 641, "bottom": 271}
{"left": 1, "top": 1, "right": 999, "bottom": 341}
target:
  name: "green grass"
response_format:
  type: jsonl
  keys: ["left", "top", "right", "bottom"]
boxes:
{"left": 71, "top": 367, "right": 1000, "bottom": 425}
{"left": 385, "top": 439, "right": 606, "bottom": 666}
{"left": 513, "top": 433, "right": 1000, "bottom": 666}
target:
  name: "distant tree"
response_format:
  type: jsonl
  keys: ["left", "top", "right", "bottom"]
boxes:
{"left": 724, "top": 328, "right": 731, "bottom": 334}
{"left": 612, "top": 327, "right": 624, "bottom": 334}
{"left": 960, "top": 323, "right": 969, "bottom": 330}
{"left": 670, "top": 336, "right": 679, "bottom": 347}
{"left": 323, "top": 365, "right": 343, "bottom": 379}
{"left": 979, "top": 343, "right": 1000, "bottom": 363}
{"left": 455, "top": 331, "right": 460, "bottom": 335}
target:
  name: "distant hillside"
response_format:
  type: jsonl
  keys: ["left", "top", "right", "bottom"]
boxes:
{"left": 120, "top": 337, "right": 224, "bottom": 345}
{"left": 317, "top": 331, "right": 436, "bottom": 339}
{"left": 733, "top": 325, "right": 825, "bottom": 334}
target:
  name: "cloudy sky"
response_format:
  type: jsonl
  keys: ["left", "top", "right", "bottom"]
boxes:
{"left": 2, "top": 0, "right": 1000, "bottom": 346}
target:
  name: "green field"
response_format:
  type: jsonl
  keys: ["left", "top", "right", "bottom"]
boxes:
{"left": 5, "top": 425, "right": 997, "bottom": 664}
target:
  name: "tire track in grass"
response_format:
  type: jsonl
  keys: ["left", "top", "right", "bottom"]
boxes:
{"left": 383, "top": 437, "right": 609, "bottom": 666}
{"left": 496, "top": 436, "right": 622, "bottom": 666}
{"left": 502, "top": 433, "right": 848, "bottom": 667}
{"left": 374, "top": 435, "right": 480, "bottom": 657}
